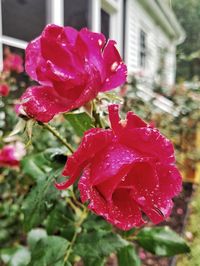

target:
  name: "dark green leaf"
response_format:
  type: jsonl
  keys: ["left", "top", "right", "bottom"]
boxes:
{"left": 21, "top": 153, "right": 50, "bottom": 182}
{"left": 117, "top": 245, "right": 141, "bottom": 266}
{"left": 74, "top": 231, "right": 128, "bottom": 265}
{"left": 22, "top": 172, "right": 59, "bottom": 231}
{"left": 64, "top": 112, "right": 93, "bottom": 136}
{"left": 28, "top": 236, "right": 69, "bottom": 266}
{"left": 45, "top": 202, "right": 75, "bottom": 240}
{"left": 137, "top": 226, "right": 190, "bottom": 256}
{"left": 83, "top": 213, "right": 112, "bottom": 232}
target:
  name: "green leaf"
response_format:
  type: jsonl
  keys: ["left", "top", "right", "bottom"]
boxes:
{"left": 64, "top": 112, "right": 93, "bottom": 136}
{"left": 21, "top": 153, "right": 50, "bottom": 182}
{"left": 117, "top": 245, "right": 141, "bottom": 266}
{"left": 27, "top": 228, "right": 47, "bottom": 251}
{"left": 137, "top": 226, "right": 190, "bottom": 256}
{"left": 74, "top": 231, "right": 128, "bottom": 265}
{"left": 0, "top": 246, "right": 30, "bottom": 266}
{"left": 45, "top": 202, "right": 75, "bottom": 240}
{"left": 22, "top": 172, "right": 59, "bottom": 231}
{"left": 83, "top": 213, "right": 112, "bottom": 232}
{"left": 28, "top": 236, "right": 69, "bottom": 266}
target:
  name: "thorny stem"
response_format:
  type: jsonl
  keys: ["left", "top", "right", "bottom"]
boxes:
{"left": 39, "top": 122, "right": 74, "bottom": 153}
{"left": 64, "top": 207, "right": 88, "bottom": 263}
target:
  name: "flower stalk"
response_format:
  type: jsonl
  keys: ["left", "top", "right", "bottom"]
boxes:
{"left": 64, "top": 207, "right": 88, "bottom": 262}
{"left": 39, "top": 122, "right": 74, "bottom": 153}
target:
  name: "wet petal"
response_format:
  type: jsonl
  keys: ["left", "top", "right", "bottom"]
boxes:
{"left": 108, "top": 104, "right": 123, "bottom": 134}
{"left": 79, "top": 167, "right": 144, "bottom": 230}
{"left": 90, "top": 143, "right": 151, "bottom": 201}
{"left": 18, "top": 85, "right": 70, "bottom": 122}
{"left": 120, "top": 127, "right": 175, "bottom": 164}
{"left": 125, "top": 111, "right": 147, "bottom": 129}
{"left": 157, "top": 164, "right": 182, "bottom": 198}
{"left": 55, "top": 129, "right": 113, "bottom": 190}
{"left": 101, "top": 40, "right": 127, "bottom": 91}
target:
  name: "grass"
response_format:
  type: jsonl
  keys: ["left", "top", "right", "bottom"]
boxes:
{"left": 176, "top": 184, "right": 200, "bottom": 266}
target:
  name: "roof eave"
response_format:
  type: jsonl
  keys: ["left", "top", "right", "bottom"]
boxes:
{"left": 138, "top": 0, "right": 185, "bottom": 44}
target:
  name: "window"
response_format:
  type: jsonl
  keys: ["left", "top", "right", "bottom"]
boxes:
{"left": 2, "top": 0, "right": 46, "bottom": 42}
{"left": 139, "top": 30, "right": 147, "bottom": 68}
{"left": 101, "top": 9, "right": 110, "bottom": 39}
{"left": 64, "top": 0, "right": 90, "bottom": 30}
{"left": 0, "top": 0, "right": 123, "bottom": 70}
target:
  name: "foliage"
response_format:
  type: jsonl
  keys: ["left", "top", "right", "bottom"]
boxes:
{"left": 172, "top": 0, "right": 200, "bottom": 80}
{"left": 0, "top": 48, "right": 190, "bottom": 266}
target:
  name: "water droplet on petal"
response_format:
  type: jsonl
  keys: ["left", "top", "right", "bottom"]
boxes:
{"left": 98, "top": 39, "right": 103, "bottom": 46}
{"left": 111, "top": 61, "right": 119, "bottom": 72}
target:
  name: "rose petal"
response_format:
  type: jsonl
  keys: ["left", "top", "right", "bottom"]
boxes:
{"left": 101, "top": 40, "right": 127, "bottom": 91}
{"left": 18, "top": 85, "right": 70, "bottom": 122}
{"left": 157, "top": 164, "right": 182, "bottom": 198}
{"left": 79, "top": 167, "right": 144, "bottom": 230}
{"left": 55, "top": 129, "right": 113, "bottom": 190}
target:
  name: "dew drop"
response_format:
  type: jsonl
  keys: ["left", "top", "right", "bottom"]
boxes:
{"left": 111, "top": 61, "right": 118, "bottom": 72}
{"left": 98, "top": 39, "right": 103, "bottom": 46}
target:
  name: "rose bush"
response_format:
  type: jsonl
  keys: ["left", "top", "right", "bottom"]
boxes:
{"left": 3, "top": 48, "right": 24, "bottom": 73}
{"left": 56, "top": 104, "right": 182, "bottom": 230}
{"left": 0, "top": 26, "right": 190, "bottom": 266}
{"left": 0, "top": 83, "right": 10, "bottom": 96}
{"left": 0, "top": 142, "right": 26, "bottom": 168}
{"left": 17, "top": 24, "right": 127, "bottom": 122}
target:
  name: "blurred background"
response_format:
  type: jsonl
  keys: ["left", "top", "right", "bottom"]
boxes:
{"left": 0, "top": 0, "right": 200, "bottom": 266}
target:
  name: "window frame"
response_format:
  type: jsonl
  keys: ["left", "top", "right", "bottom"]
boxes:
{"left": 0, "top": 0, "right": 123, "bottom": 71}
{"left": 91, "top": 0, "right": 123, "bottom": 54}
{"left": 0, "top": 0, "right": 64, "bottom": 71}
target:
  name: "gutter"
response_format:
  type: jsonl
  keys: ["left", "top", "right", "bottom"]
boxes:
{"left": 156, "top": 0, "right": 186, "bottom": 44}
{"left": 138, "top": 0, "right": 185, "bottom": 44}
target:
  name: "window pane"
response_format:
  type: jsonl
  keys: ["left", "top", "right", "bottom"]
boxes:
{"left": 140, "top": 30, "right": 147, "bottom": 67}
{"left": 2, "top": 0, "right": 46, "bottom": 42}
{"left": 64, "top": 0, "right": 90, "bottom": 30}
{"left": 101, "top": 9, "right": 110, "bottom": 39}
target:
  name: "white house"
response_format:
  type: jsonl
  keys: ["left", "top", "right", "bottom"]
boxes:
{"left": 0, "top": 0, "right": 185, "bottom": 87}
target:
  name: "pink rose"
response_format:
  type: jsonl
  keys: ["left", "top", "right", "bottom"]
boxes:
{"left": 0, "top": 142, "right": 26, "bottom": 168}
{"left": 3, "top": 53, "right": 24, "bottom": 73}
{"left": 56, "top": 105, "right": 182, "bottom": 230}
{"left": 0, "top": 84, "right": 10, "bottom": 97}
{"left": 17, "top": 24, "right": 127, "bottom": 122}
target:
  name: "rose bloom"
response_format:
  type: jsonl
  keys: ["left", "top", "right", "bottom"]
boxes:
{"left": 17, "top": 24, "right": 127, "bottom": 122}
{"left": 0, "top": 84, "right": 10, "bottom": 97}
{"left": 56, "top": 105, "right": 182, "bottom": 230}
{"left": 3, "top": 52, "right": 24, "bottom": 73}
{"left": 0, "top": 142, "right": 26, "bottom": 168}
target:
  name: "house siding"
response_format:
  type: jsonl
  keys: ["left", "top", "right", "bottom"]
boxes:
{"left": 125, "top": 0, "right": 176, "bottom": 86}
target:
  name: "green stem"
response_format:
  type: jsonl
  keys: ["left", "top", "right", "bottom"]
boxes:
{"left": 64, "top": 208, "right": 88, "bottom": 262}
{"left": 92, "top": 101, "right": 103, "bottom": 128}
{"left": 39, "top": 122, "right": 74, "bottom": 153}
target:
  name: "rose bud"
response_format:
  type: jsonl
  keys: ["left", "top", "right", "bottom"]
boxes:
{"left": 0, "top": 142, "right": 26, "bottom": 168}
{"left": 0, "top": 84, "right": 10, "bottom": 97}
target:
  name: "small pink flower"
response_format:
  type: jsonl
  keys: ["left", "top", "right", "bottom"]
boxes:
{"left": 17, "top": 24, "right": 127, "bottom": 122}
{"left": 3, "top": 53, "right": 24, "bottom": 73}
{"left": 0, "top": 142, "right": 26, "bottom": 168}
{"left": 0, "top": 84, "right": 10, "bottom": 97}
{"left": 56, "top": 105, "right": 182, "bottom": 230}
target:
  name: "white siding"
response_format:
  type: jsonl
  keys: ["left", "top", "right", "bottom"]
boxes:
{"left": 125, "top": 0, "right": 177, "bottom": 86}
